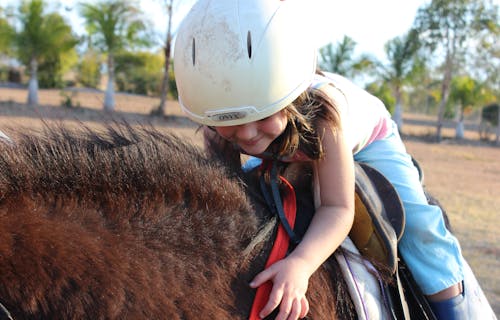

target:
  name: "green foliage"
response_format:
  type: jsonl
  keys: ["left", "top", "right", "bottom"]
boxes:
{"left": 0, "top": 10, "right": 15, "bottom": 56}
{"left": 16, "top": 2, "right": 78, "bottom": 64}
{"left": 467, "top": 1, "right": 499, "bottom": 96}
{"left": 38, "top": 54, "right": 63, "bottom": 88}
{"left": 77, "top": 50, "right": 101, "bottom": 88}
{"left": 412, "top": 0, "right": 498, "bottom": 95}
{"left": 13, "top": 1, "right": 78, "bottom": 87}
{"left": 382, "top": 30, "right": 420, "bottom": 84}
{"left": 318, "top": 36, "right": 376, "bottom": 78}
{"left": 168, "top": 62, "right": 177, "bottom": 100}
{"left": 114, "top": 51, "right": 163, "bottom": 95}
{"left": 481, "top": 103, "right": 498, "bottom": 126}
{"left": 60, "top": 90, "right": 80, "bottom": 108}
{"left": 79, "top": 0, "right": 151, "bottom": 54}
{"left": 414, "top": 0, "right": 478, "bottom": 52}
{"left": 448, "top": 75, "right": 494, "bottom": 116}
{"left": 365, "top": 81, "right": 396, "bottom": 114}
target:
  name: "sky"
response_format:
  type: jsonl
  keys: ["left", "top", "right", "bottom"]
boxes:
{"left": 143, "top": 0, "right": 428, "bottom": 61}
{"left": 2, "top": 0, "right": 429, "bottom": 61}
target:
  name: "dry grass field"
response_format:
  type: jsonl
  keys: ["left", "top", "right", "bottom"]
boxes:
{"left": 1, "top": 87, "right": 499, "bottom": 316}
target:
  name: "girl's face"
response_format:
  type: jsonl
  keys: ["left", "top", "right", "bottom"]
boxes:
{"left": 214, "top": 110, "right": 288, "bottom": 155}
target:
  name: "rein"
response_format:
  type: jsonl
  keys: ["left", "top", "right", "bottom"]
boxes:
{"left": 249, "top": 160, "right": 300, "bottom": 320}
{"left": 0, "top": 302, "right": 13, "bottom": 320}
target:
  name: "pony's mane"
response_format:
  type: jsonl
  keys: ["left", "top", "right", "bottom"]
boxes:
{"left": 0, "top": 124, "right": 261, "bottom": 318}
{"left": 0, "top": 125, "right": 249, "bottom": 215}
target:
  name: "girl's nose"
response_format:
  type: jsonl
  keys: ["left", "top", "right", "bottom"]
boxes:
{"left": 234, "top": 123, "right": 258, "bottom": 141}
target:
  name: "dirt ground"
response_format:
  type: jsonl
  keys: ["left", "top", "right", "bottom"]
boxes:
{"left": 1, "top": 87, "right": 499, "bottom": 316}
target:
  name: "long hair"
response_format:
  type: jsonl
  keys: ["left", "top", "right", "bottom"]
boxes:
{"left": 276, "top": 83, "right": 341, "bottom": 160}
{"left": 203, "top": 72, "right": 341, "bottom": 166}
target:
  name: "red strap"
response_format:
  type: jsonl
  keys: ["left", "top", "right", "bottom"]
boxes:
{"left": 249, "top": 176, "right": 297, "bottom": 320}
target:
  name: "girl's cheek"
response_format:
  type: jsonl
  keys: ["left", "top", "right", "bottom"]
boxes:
{"left": 214, "top": 127, "right": 233, "bottom": 141}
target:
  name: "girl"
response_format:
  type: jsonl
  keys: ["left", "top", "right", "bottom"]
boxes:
{"left": 173, "top": 0, "right": 490, "bottom": 319}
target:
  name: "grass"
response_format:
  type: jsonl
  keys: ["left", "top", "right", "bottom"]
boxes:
{"left": 1, "top": 87, "right": 499, "bottom": 316}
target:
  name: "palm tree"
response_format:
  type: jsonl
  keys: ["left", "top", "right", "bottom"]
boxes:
{"left": 15, "top": 0, "right": 77, "bottom": 106}
{"left": 449, "top": 75, "right": 492, "bottom": 139}
{"left": 413, "top": 0, "right": 497, "bottom": 142}
{"left": 0, "top": 8, "right": 15, "bottom": 58}
{"left": 153, "top": 0, "right": 174, "bottom": 116}
{"left": 377, "top": 30, "right": 420, "bottom": 130}
{"left": 318, "top": 36, "right": 375, "bottom": 80}
{"left": 79, "top": 0, "right": 150, "bottom": 112}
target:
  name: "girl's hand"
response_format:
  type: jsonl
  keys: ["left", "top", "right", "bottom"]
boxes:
{"left": 250, "top": 256, "right": 311, "bottom": 319}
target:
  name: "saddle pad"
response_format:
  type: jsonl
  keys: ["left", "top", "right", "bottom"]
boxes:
{"left": 349, "top": 162, "right": 405, "bottom": 274}
{"left": 335, "top": 237, "right": 392, "bottom": 320}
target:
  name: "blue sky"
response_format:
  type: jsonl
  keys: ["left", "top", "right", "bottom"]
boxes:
{"left": 3, "top": 0, "right": 428, "bottom": 61}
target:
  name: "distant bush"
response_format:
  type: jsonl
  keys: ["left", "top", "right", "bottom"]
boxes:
{"left": 479, "top": 103, "right": 499, "bottom": 140}
{"left": 77, "top": 51, "right": 101, "bottom": 89}
{"left": 114, "top": 51, "right": 163, "bottom": 96}
{"left": 365, "top": 81, "right": 396, "bottom": 114}
{"left": 0, "top": 66, "right": 22, "bottom": 83}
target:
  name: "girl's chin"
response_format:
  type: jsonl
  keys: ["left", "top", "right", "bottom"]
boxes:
{"left": 239, "top": 144, "right": 268, "bottom": 156}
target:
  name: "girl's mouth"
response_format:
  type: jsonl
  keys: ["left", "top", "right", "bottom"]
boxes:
{"left": 239, "top": 138, "right": 261, "bottom": 147}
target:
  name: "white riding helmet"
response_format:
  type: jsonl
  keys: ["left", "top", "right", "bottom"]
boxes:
{"left": 173, "top": 0, "right": 317, "bottom": 127}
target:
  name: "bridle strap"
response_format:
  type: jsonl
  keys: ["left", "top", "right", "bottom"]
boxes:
{"left": 258, "top": 160, "right": 301, "bottom": 245}
{"left": 249, "top": 160, "right": 299, "bottom": 320}
{"left": 0, "top": 302, "right": 13, "bottom": 320}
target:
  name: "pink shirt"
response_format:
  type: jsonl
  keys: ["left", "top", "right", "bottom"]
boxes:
{"left": 312, "top": 73, "right": 393, "bottom": 155}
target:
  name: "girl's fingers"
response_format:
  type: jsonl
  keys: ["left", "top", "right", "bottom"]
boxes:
{"left": 287, "top": 298, "right": 301, "bottom": 320}
{"left": 299, "top": 297, "right": 309, "bottom": 318}
{"left": 275, "top": 292, "right": 293, "bottom": 320}
{"left": 249, "top": 268, "right": 274, "bottom": 288}
{"left": 259, "top": 285, "right": 284, "bottom": 319}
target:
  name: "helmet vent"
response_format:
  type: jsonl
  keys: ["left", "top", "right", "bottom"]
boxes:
{"left": 192, "top": 38, "right": 196, "bottom": 65}
{"left": 247, "top": 31, "right": 252, "bottom": 59}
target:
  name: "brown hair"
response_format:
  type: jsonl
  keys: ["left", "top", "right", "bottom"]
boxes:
{"left": 275, "top": 85, "right": 341, "bottom": 160}
{"left": 203, "top": 75, "right": 341, "bottom": 167}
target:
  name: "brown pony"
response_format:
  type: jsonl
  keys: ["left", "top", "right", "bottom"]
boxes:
{"left": 0, "top": 125, "right": 357, "bottom": 319}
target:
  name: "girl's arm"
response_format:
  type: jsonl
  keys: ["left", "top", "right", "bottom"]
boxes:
{"left": 250, "top": 123, "right": 355, "bottom": 320}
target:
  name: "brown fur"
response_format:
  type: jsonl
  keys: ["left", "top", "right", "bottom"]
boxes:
{"left": 0, "top": 124, "right": 354, "bottom": 319}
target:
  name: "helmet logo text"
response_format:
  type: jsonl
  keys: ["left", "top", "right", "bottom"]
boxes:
{"left": 210, "top": 111, "right": 246, "bottom": 122}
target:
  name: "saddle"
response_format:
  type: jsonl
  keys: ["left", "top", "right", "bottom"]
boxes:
{"left": 280, "top": 161, "right": 405, "bottom": 274}
{"left": 258, "top": 160, "right": 437, "bottom": 320}
{"left": 350, "top": 162, "right": 404, "bottom": 275}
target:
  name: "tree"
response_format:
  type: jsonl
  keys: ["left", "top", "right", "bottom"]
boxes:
{"left": 114, "top": 51, "right": 163, "bottom": 95}
{"left": 365, "top": 81, "right": 396, "bottom": 115}
{"left": 0, "top": 8, "right": 15, "bottom": 57}
{"left": 79, "top": 0, "right": 151, "bottom": 112}
{"left": 152, "top": 0, "right": 174, "bottom": 116}
{"left": 413, "top": 0, "right": 498, "bottom": 142}
{"left": 14, "top": 0, "right": 77, "bottom": 105}
{"left": 466, "top": 0, "right": 499, "bottom": 144}
{"left": 318, "top": 36, "right": 375, "bottom": 80}
{"left": 448, "top": 75, "right": 489, "bottom": 139}
{"left": 377, "top": 30, "right": 421, "bottom": 130}
{"left": 0, "top": 7, "right": 16, "bottom": 82}
{"left": 77, "top": 49, "right": 102, "bottom": 89}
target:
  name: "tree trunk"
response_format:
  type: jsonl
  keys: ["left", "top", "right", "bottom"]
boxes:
{"left": 104, "top": 54, "right": 115, "bottom": 112}
{"left": 436, "top": 66, "right": 452, "bottom": 142}
{"left": 455, "top": 106, "right": 464, "bottom": 140}
{"left": 393, "top": 88, "right": 403, "bottom": 132}
{"left": 27, "top": 57, "right": 38, "bottom": 107}
{"left": 155, "top": 0, "right": 173, "bottom": 116}
{"left": 157, "top": 43, "right": 171, "bottom": 115}
{"left": 496, "top": 106, "right": 500, "bottom": 146}
{"left": 436, "top": 32, "right": 457, "bottom": 143}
